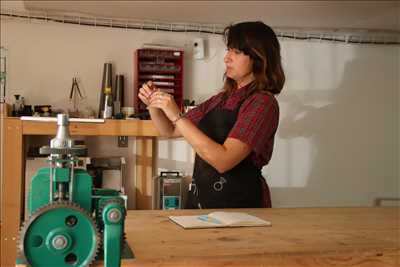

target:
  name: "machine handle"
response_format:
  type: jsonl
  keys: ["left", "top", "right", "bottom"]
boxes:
{"left": 160, "top": 171, "right": 180, "bottom": 177}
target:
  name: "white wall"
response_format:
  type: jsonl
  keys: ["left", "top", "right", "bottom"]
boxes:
{"left": 271, "top": 42, "right": 399, "bottom": 207}
{"left": 2, "top": 17, "right": 399, "bottom": 208}
{"left": 20, "top": 1, "right": 400, "bottom": 31}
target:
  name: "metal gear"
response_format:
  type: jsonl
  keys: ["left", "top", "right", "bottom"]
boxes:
{"left": 97, "top": 198, "right": 126, "bottom": 252}
{"left": 97, "top": 197, "right": 126, "bottom": 230}
{"left": 98, "top": 198, "right": 126, "bottom": 221}
{"left": 18, "top": 201, "right": 100, "bottom": 267}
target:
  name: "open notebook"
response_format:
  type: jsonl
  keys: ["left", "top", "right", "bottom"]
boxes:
{"left": 169, "top": 211, "right": 271, "bottom": 229}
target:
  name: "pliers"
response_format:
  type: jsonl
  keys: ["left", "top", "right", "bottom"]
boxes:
{"left": 70, "top": 77, "right": 83, "bottom": 99}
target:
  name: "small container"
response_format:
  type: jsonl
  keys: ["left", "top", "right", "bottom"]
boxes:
{"left": 152, "top": 171, "right": 183, "bottom": 210}
{"left": 121, "top": 107, "right": 134, "bottom": 118}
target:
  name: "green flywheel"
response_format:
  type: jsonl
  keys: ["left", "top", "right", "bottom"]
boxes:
{"left": 19, "top": 202, "right": 100, "bottom": 267}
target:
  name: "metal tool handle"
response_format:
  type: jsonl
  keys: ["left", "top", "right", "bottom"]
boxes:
{"left": 160, "top": 171, "right": 180, "bottom": 177}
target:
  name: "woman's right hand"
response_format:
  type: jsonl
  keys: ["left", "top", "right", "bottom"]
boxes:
{"left": 138, "top": 81, "right": 157, "bottom": 107}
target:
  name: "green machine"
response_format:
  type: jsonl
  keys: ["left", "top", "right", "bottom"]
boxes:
{"left": 17, "top": 114, "right": 132, "bottom": 266}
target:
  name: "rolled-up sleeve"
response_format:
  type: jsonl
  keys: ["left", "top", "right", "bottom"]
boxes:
{"left": 228, "top": 93, "right": 279, "bottom": 157}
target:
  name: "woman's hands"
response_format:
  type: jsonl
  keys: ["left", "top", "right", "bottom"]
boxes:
{"left": 138, "top": 81, "right": 181, "bottom": 122}
{"left": 138, "top": 81, "right": 156, "bottom": 106}
{"left": 148, "top": 90, "right": 181, "bottom": 122}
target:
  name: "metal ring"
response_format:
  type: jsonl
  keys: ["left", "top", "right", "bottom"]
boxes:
{"left": 213, "top": 181, "right": 223, "bottom": 191}
{"left": 213, "top": 176, "right": 227, "bottom": 192}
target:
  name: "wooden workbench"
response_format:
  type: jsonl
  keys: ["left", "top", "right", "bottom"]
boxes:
{"left": 109, "top": 207, "right": 399, "bottom": 266}
{"left": 1, "top": 117, "right": 159, "bottom": 266}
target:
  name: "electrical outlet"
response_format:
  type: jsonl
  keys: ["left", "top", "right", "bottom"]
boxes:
{"left": 117, "top": 136, "right": 128, "bottom": 147}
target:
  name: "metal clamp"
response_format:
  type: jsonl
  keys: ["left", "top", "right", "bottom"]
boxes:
{"left": 213, "top": 176, "right": 227, "bottom": 192}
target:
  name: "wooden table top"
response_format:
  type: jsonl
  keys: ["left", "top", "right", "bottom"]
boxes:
{"left": 94, "top": 207, "right": 400, "bottom": 267}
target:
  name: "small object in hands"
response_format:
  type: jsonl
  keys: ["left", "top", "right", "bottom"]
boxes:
{"left": 147, "top": 81, "right": 157, "bottom": 98}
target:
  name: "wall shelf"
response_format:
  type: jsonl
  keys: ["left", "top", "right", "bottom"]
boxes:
{"left": 135, "top": 48, "right": 184, "bottom": 113}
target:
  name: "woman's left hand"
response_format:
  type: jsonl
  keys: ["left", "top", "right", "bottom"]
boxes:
{"left": 148, "top": 91, "right": 181, "bottom": 122}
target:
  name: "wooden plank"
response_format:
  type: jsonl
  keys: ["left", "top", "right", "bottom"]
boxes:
{"left": 22, "top": 119, "right": 159, "bottom": 136}
{"left": 1, "top": 118, "right": 23, "bottom": 267}
{"left": 135, "top": 137, "right": 154, "bottom": 210}
{"left": 105, "top": 207, "right": 399, "bottom": 266}
{"left": 0, "top": 103, "right": 10, "bottom": 117}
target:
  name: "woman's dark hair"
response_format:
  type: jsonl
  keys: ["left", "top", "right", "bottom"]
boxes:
{"left": 223, "top": 21, "right": 285, "bottom": 96}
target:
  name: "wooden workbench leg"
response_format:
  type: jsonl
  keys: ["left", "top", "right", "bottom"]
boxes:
{"left": 1, "top": 118, "right": 23, "bottom": 266}
{"left": 135, "top": 137, "right": 155, "bottom": 210}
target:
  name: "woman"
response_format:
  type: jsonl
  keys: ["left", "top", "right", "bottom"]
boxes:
{"left": 139, "top": 21, "right": 285, "bottom": 208}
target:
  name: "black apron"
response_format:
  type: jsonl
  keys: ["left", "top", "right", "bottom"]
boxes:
{"left": 186, "top": 99, "right": 269, "bottom": 209}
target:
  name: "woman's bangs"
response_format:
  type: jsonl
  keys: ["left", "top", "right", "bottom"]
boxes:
{"left": 226, "top": 28, "right": 249, "bottom": 53}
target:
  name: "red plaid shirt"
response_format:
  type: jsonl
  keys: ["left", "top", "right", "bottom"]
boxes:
{"left": 185, "top": 85, "right": 279, "bottom": 169}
